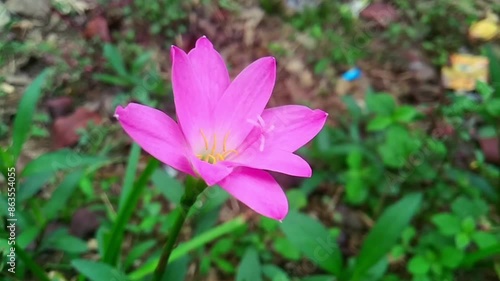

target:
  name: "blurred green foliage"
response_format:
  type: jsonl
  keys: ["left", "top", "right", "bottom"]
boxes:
{"left": 1, "top": 1, "right": 500, "bottom": 281}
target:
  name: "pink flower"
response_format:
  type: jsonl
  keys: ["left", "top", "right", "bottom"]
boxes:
{"left": 115, "top": 37, "right": 327, "bottom": 221}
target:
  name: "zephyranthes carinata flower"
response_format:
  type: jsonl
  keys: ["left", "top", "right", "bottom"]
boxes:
{"left": 115, "top": 36, "right": 327, "bottom": 220}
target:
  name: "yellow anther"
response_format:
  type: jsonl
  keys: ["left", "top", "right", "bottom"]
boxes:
{"left": 197, "top": 131, "right": 238, "bottom": 164}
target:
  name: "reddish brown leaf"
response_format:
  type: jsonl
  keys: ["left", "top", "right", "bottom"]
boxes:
{"left": 51, "top": 108, "right": 102, "bottom": 149}
{"left": 70, "top": 208, "right": 101, "bottom": 239}
{"left": 479, "top": 137, "right": 500, "bottom": 164}
{"left": 83, "top": 16, "right": 111, "bottom": 42}
{"left": 46, "top": 97, "right": 74, "bottom": 119}
{"left": 360, "top": 3, "right": 398, "bottom": 27}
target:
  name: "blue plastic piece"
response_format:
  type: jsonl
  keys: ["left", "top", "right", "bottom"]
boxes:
{"left": 342, "top": 67, "right": 362, "bottom": 81}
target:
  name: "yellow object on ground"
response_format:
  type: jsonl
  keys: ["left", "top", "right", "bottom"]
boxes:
{"left": 441, "top": 54, "right": 489, "bottom": 92}
{"left": 469, "top": 11, "right": 499, "bottom": 41}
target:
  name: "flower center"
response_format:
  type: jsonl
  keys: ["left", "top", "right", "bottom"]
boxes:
{"left": 196, "top": 129, "right": 237, "bottom": 164}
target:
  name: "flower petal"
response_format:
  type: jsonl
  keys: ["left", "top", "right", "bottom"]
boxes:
{"left": 214, "top": 57, "right": 276, "bottom": 150}
{"left": 230, "top": 147, "right": 312, "bottom": 177}
{"left": 171, "top": 46, "right": 213, "bottom": 151}
{"left": 218, "top": 167, "right": 288, "bottom": 221}
{"left": 189, "top": 156, "right": 233, "bottom": 186}
{"left": 261, "top": 105, "right": 328, "bottom": 152}
{"left": 115, "top": 103, "right": 193, "bottom": 174}
{"left": 188, "top": 36, "right": 230, "bottom": 105}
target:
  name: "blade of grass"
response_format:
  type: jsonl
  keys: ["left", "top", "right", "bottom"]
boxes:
{"left": 42, "top": 169, "right": 85, "bottom": 222}
{"left": 483, "top": 44, "right": 500, "bottom": 95}
{"left": 103, "top": 44, "right": 128, "bottom": 77}
{"left": 15, "top": 244, "right": 51, "bottom": 281}
{"left": 128, "top": 216, "right": 246, "bottom": 280}
{"left": 118, "top": 143, "right": 141, "bottom": 210}
{"left": 351, "top": 193, "right": 422, "bottom": 281}
{"left": 11, "top": 70, "right": 49, "bottom": 163}
{"left": 103, "top": 158, "right": 159, "bottom": 265}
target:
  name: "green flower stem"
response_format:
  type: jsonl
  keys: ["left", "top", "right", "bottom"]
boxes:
{"left": 153, "top": 176, "right": 207, "bottom": 281}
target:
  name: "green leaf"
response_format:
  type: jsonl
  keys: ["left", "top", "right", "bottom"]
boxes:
{"left": 17, "top": 171, "right": 53, "bottom": 202}
{"left": 42, "top": 169, "right": 84, "bottom": 221}
{"left": 259, "top": 216, "right": 279, "bottom": 232}
{"left": 402, "top": 227, "right": 416, "bottom": 245}
{"left": 483, "top": 44, "right": 500, "bottom": 95}
{"left": 367, "top": 116, "right": 392, "bottom": 131}
{"left": 193, "top": 204, "right": 223, "bottom": 235}
{"left": 103, "top": 44, "right": 128, "bottom": 77}
{"left": 476, "top": 80, "right": 494, "bottom": 100}
{"left": 286, "top": 189, "right": 307, "bottom": 210}
{"left": 152, "top": 167, "right": 184, "bottom": 204}
{"left": 439, "top": 247, "right": 463, "bottom": 269}
{"left": 365, "top": 92, "right": 396, "bottom": 116}
{"left": 477, "top": 125, "right": 497, "bottom": 138}
{"left": 390, "top": 245, "right": 405, "bottom": 260}
{"left": 72, "top": 259, "right": 129, "bottom": 281}
{"left": 190, "top": 186, "right": 230, "bottom": 223}
{"left": 455, "top": 233, "right": 470, "bottom": 249}
{"left": 347, "top": 149, "right": 363, "bottom": 169}
{"left": 236, "top": 247, "right": 262, "bottom": 281}
{"left": 17, "top": 226, "right": 41, "bottom": 249}
{"left": 273, "top": 237, "right": 301, "bottom": 261}
{"left": 393, "top": 105, "right": 419, "bottom": 123}
{"left": 211, "top": 238, "right": 234, "bottom": 256}
{"left": 15, "top": 245, "right": 51, "bottom": 281}
{"left": 162, "top": 256, "right": 189, "bottom": 281}
{"left": 472, "top": 232, "right": 498, "bottom": 249}
{"left": 461, "top": 217, "right": 475, "bottom": 233}
{"left": 485, "top": 98, "right": 500, "bottom": 116}
{"left": 341, "top": 95, "right": 363, "bottom": 121}
{"left": 408, "top": 255, "right": 430, "bottom": 275}
{"left": 44, "top": 230, "right": 88, "bottom": 254}
{"left": 431, "top": 214, "right": 461, "bottom": 236}
{"left": 21, "top": 149, "right": 106, "bottom": 177}
{"left": 118, "top": 143, "right": 140, "bottom": 210}
{"left": 352, "top": 193, "right": 422, "bottom": 280}
{"left": 214, "top": 257, "right": 235, "bottom": 274}
{"left": 103, "top": 159, "right": 160, "bottom": 265}
{"left": 11, "top": 70, "right": 49, "bottom": 162}
{"left": 378, "top": 126, "right": 421, "bottom": 168}
{"left": 131, "top": 52, "right": 152, "bottom": 74}
{"left": 96, "top": 226, "right": 109, "bottom": 259}
{"left": 300, "top": 171, "right": 327, "bottom": 196}
{"left": 262, "top": 264, "right": 290, "bottom": 281}
{"left": 128, "top": 217, "right": 245, "bottom": 280}
{"left": 451, "top": 196, "right": 488, "bottom": 219}
{"left": 345, "top": 172, "right": 367, "bottom": 205}
{"left": 124, "top": 240, "right": 156, "bottom": 269}
{"left": 462, "top": 243, "right": 500, "bottom": 267}
{"left": 280, "top": 211, "right": 342, "bottom": 275}
{"left": 300, "top": 276, "right": 335, "bottom": 281}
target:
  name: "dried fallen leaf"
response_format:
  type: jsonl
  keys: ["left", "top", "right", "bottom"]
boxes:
{"left": 70, "top": 208, "right": 101, "bottom": 239}
{"left": 46, "top": 97, "right": 74, "bottom": 119}
{"left": 479, "top": 137, "right": 500, "bottom": 164}
{"left": 360, "top": 3, "right": 398, "bottom": 27}
{"left": 51, "top": 107, "right": 102, "bottom": 149}
{"left": 83, "top": 16, "right": 111, "bottom": 42}
{"left": 5, "top": 0, "right": 50, "bottom": 20}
